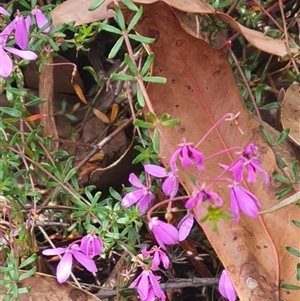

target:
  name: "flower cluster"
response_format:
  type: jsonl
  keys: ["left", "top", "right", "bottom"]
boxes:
{"left": 126, "top": 246, "right": 168, "bottom": 301}
{"left": 0, "top": 5, "right": 52, "bottom": 77}
{"left": 42, "top": 232, "right": 103, "bottom": 283}
{"left": 121, "top": 114, "right": 269, "bottom": 252}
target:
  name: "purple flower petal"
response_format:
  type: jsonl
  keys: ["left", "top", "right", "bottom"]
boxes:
{"left": 138, "top": 192, "right": 155, "bottom": 213}
{"left": 4, "top": 46, "right": 37, "bottom": 60}
{"left": 144, "top": 164, "right": 167, "bottom": 178}
{"left": 121, "top": 189, "right": 144, "bottom": 207}
{"left": 138, "top": 271, "right": 149, "bottom": 300}
{"left": 151, "top": 250, "right": 160, "bottom": 271}
{"left": 32, "top": 8, "right": 51, "bottom": 33}
{"left": 128, "top": 173, "right": 145, "bottom": 189}
{"left": 149, "top": 272, "right": 165, "bottom": 301}
{"left": 0, "top": 20, "right": 16, "bottom": 44}
{"left": 178, "top": 214, "right": 194, "bottom": 241}
{"left": 72, "top": 248, "right": 97, "bottom": 273}
{"left": 0, "top": 47, "right": 13, "bottom": 77}
{"left": 218, "top": 270, "right": 237, "bottom": 301}
{"left": 15, "top": 16, "right": 28, "bottom": 49}
{"left": 159, "top": 250, "right": 170, "bottom": 269}
{"left": 80, "top": 234, "right": 103, "bottom": 258}
{"left": 149, "top": 218, "right": 179, "bottom": 250}
{"left": 162, "top": 172, "right": 178, "bottom": 198}
{"left": 0, "top": 6, "right": 10, "bottom": 16}
{"left": 229, "top": 159, "right": 244, "bottom": 183}
{"left": 56, "top": 251, "right": 72, "bottom": 283}
{"left": 42, "top": 247, "right": 67, "bottom": 256}
{"left": 181, "top": 145, "right": 193, "bottom": 167}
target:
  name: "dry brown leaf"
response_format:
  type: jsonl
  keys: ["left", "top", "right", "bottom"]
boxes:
{"left": 122, "top": 2, "right": 300, "bottom": 300}
{"left": 73, "top": 84, "right": 88, "bottom": 104}
{"left": 92, "top": 107, "right": 110, "bottom": 123}
{"left": 281, "top": 84, "right": 300, "bottom": 147}
{"left": 51, "top": 0, "right": 115, "bottom": 26}
{"left": 0, "top": 272, "right": 100, "bottom": 301}
{"left": 134, "top": 0, "right": 298, "bottom": 57}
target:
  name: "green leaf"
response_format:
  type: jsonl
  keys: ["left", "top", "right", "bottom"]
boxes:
{"left": 100, "top": 23, "right": 122, "bottom": 35}
{"left": 19, "top": 267, "right": 36, "bottom": 281}
{"left": 133, "top": 119, "right": 154, "bottom": 129}
{"left": 108, "top": 36, "right": 124, "bottom": 59}
{"left": 114, "top": 6, "right": 126, "bottom": 30}
{"left": 161, "top": 119, "right": 180, "bottom": 127}
{"left": 127, "top": 6, "right": 143, "bottom": 32}
{"left": 292, "top": 220, "right": 300, "bottom": 228}
{"left": 64, "top": 167, "right": 78, "bottom": 183}
{"left": 128, "top": 33, "right": 155, "bottom": 44}
{"left": 297, "top": 263, "right": 300, "bottom": 281}
{"left": 258, "top": 125, "right": 272, "bottom": 145}
{"left": 124, "top": 54, "right": 138, "bottom": 75}
{"left": 17, "top": 0, "right": 32, "bottom": 9}
{"left": 121, "top": 0, "right": 139, "bottom": 11}
{"left": 275, "top": 152, "right": 287, "bottom": 168}
{"left": 109, "top": 187, "right": 122, "bottom": 201}
{"left": 142, "top": 76, "right": 167, "bottom": 84}
{"left": 110, "top": 73, "right": 134, "bottom": 81}
{"left": 136, "top": 85, "right": 145, "bottom": 107}
{"left": 275, "top": 186, "right": 292, "bottom": 199}
{"left": 19, "top": 254, "right": 37, "bottom": 269}
{"left": 291, "top": 161, "right": 299, "bottom": 183}
{"left": 259, "top": 102, "right": 280, "bottom": 110}
{"left": 272, "top": 171, "right": 292, "bottom": 185}
{"left": 153, "top": 128, "right": 159, "bottom": 153}
{"left": 0, "top": 107, "right": 22, "bottom": 118}
{"left": 280, "top": 283, "right": 300, "bottom": 290}
{"left": 141, "top": 53, "right": 155, "bottom": 76}
{"left": 274, "top": 129, "right": 290, "bottom": 146}
{"left": 25, "top": 97, "right": 46, "bottom": 106}
{"left": 286, "top": 246, "right": 300, "bottom": 258}
{"left": 88, "top": 0, "right": 105, "bottom": 11}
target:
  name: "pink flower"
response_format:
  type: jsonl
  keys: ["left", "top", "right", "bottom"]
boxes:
{"left": 42, "top": 244, "right": 97, "bottom": 283}
{"left": 218, "top": 270, "right": 237, "bottom": 301}
{"left": 178, "top": 213, "right": 194, "bottom": 241}
{"left": 148, "top": 217, "right": 179, "bottom": 250}
{"left": 0, "top": 6, "right": 10, "bottom": 16}
{"left": 170, "top": 139, "right": 205, "bottom": 171}
{"left": 31, "top": 6, "right": 52, "bottom": 33}
{"left": 129, "top": 270, "right": 166, "bottom": 301}
{"left": 80, "top": 233, "right": 103, "bottom": 258}
{"left": 185, "top": 188, "right": 223, "bottom": 216}
{"left": 144, "top": 164, "right": 179, "bottom": 198}
{"left": 121, "top": 173, "right": 155, "bottom": 213}
{"left": 141, "top": 246, "right": 170, "bottom": 271}
{"left": 224, "top": 143, "right": 269, "bottom": 184}
{"left": 230, "top": 184, "right": 262, "bottom": 222}
{"left": 0, "top": 21, "right": 37, "bottom": 77}
{"left": 11, "top": 13, "right": 29, "bottom": 50}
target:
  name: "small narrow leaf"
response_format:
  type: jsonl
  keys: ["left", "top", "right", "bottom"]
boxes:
{"left": 274, "top": 129, "right": 290, "bottom": 146}
{"left": 108, "top": 36, "right": 124, "bottom": 59}
{"left": 110, "top": 104, "right": 119, "bottom": 122}
{"left": 0, "top": 107, "right": 22, "bottom": 118}
{"left": 141, "top": 53, "right": 155, "bottom": 76}
{"left": 297, "top": 263, "right": 300, "bottom": 281}
{"left": 258, "top": 125, "right": 272, "bottom": 145}
{"left": 73, "top": 84, "right": 88, "bottom": 104}
{"left": 128, "top": 33, "right": 155, "bottom": 44}
{"left": 121, "top": 0, "right": 138, "bottom": 11}
{"left": 88, "top": 0, "right": 105, "bottom": 11}
{"left": 92, "top": 108, "right": 110, "bottom": 124}
{"left": 64, "top": 167, "right": 78, "bottom": 182}
{"left": 286, "top": 246, "right": 300, "bottom": 258}
{"left": 280, "top": 283, "right": 300, "bottom": 290}
{"left": 142, "top": 76, "right": 167, "bottom": 84}
{"left": 124, "top": 53, "right": 138, "bottom": 75}
{"left": 111, "top": 73, "right": 134, "bottom": 81}
{"left": 127, "top": 6, "right": 143, "bottom": 32}
{"left": 133, "top": 119, "right": 154, "bottom": 128}
{"left": 291, "top": 161, "right": 299, "bottom": 182}
{"left": 114, "top": 6, "right": 126, "bottom": 30}
{"left": 100, "top": 23, "right": 122, "bottom": 35}
{"left": 136, "top": 85, "right": 145, "bottom": 107}
{"left": 292, "top": 220, "right": 300, "bottom": 228}
{"left": 153, "top": 128, "right": 160, "bottom": 153}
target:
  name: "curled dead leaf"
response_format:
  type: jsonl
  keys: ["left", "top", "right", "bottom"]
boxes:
{"left": 92, "top": 107, "right": 110, "bottom": 124}
{"left": 73, "top": 84, "right": 88, "bottom": 105}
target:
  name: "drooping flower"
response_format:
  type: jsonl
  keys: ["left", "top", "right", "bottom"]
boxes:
{"left": 230, "top": 184, "right": 262, "bottom": 222}
{"left": 42, "top": 244, "right": 97, "bottom": 283}
{"left": 0, "top": 6, "right": 10, "bottom": 16}
{"left": 80, "top": 232, "right": 103, "bottom": 258}
{"left": 121, "top": 173, "right": 155, "bottom": 213}
{"left": 223, "top": 143, "right": 269, "bottom": 184}
{"left": 170, "top": 138, "right": 205, "bottom": 171}
{"left": 141, "top": 246, "right": 170, "bottom": 271}
{"left": 148, "top": 217, "right": 179, "bottom": 250}
{"left": 218, "top": 270, "right": 237, "bottom": 301}
{"left": 178, "top": 213, "right": 195, "bottom": 241}
{"left": 144, "top": 164, "right": 179, "bottom": 198}
{"left": 129, "top": 270, "right": 166, "bottom": 301}
{"left": 31, "top": 6, "right": 52, "bottom": 33}
{"left": 0, "top": 21, "right": 37, "bottom": 77}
